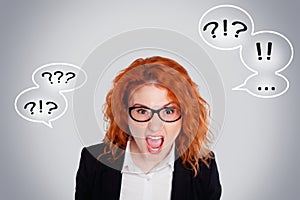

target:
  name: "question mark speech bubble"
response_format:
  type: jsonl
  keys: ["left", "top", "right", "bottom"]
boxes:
{"left": 199, "top": 5, "right": 253, "bottom": 50}
{"left": 15, "top": 63, "right": 87, "bottom": 128}
{"left": 35, "top": 63, "right": 86, "bottom": 91}
{"left": 16, "top": 89, "right": 66, "bottom": 127}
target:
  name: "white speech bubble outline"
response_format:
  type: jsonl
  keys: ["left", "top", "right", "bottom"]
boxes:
{"left": 232, "top": 73, "right": 289, "bottom": 98}
{"left": 15, "top": 88, "right": 67, "bottom": 128}
{"left": 199, "top": 4, "right": 255, "bottom": 50}
{"left": 199, "top": 4, "right": 294, "bottom": 98}
{"left": 233, "top": 31, "right": 293, "bottom": 98}
{"left": 239, "top": 30, "right": 294, "bottom": 74}
{"left": 33, "top": 63, "right": 87, "bottom": 92}
{"left": 14, "top": 63, "right": 87, "bottom": 128}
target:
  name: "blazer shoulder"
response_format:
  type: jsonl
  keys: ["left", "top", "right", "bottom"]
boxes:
{"left": 83, "top": 143, "right": 124, "bottom": 171}
{"left": 77, "top": 143, "right": 106, "bottom": 171}
{"left": 85, "top": 143, "right": 106, "bottom": 159}
{"left": 76, "top": 143, "right": 121, "bottom": 199}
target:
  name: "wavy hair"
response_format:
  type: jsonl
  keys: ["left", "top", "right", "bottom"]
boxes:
{"left": 101, "top": 56, "right": 213, "bottom": 176}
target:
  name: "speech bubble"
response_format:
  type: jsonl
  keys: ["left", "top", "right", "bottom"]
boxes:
{"left": 15, "top": 88, "right": 66, "bottom": 128}
{"left": 199, "top": 5, "right": 254, "bottom": 50}
{"left": 15, "top": 63, "right": 87, "bottom": 127}
{"left": 34, "top": 63, "right": 86, "bottom": 91}
{"left": 199, "top": 4, "right": 293, "bottom": 98}
{"left": 240, "top": 31, "right": 293, "bottom": 73}
{"left": 233, "top": 73, "right": 288, "bottom": 98}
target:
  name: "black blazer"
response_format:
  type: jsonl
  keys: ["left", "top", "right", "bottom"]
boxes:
{"left": 75, "top": 143, "right": 221, "bottom": 200}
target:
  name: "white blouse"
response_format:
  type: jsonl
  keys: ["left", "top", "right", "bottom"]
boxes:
{"left": 119, "top": 141, "right": 175, "bottom": 200}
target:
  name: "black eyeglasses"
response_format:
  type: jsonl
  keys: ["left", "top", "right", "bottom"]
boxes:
{"left": 128, "top": 105, "right": 181, "bottom": 123}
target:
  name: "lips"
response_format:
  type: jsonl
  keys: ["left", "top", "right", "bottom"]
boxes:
{"left": 146, "top": 135, "right": 164, "bottom": 154}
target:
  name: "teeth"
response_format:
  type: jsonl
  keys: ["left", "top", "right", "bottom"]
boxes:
{"left": 147, "top": 136, "right": 163, "bottom": 140}
{"left": 150, "top": 147, "right": 160, "bottom": 151}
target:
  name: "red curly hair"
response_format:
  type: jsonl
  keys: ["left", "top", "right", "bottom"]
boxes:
{"left": 101, "top": 56, "right": 213, "bottom": 176}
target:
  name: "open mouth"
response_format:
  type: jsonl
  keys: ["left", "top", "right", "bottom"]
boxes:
{"left": 145, "top": 135, "right": 164, "bottom": 154}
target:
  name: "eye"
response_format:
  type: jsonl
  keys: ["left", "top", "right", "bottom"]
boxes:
{"left": 137, "top": 108, "right": 149, "bottom": 115}
{"left": 164, "top": 107, "right": 175, "bottom": 115}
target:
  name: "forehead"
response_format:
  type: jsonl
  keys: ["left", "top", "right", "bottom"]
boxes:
{"left": 128, "top": 84, "right": 172, "bottom": 107}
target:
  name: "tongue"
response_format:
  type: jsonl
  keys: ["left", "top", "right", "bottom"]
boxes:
{"left": 146, "top": 138, "right": 163, "bottom": 148}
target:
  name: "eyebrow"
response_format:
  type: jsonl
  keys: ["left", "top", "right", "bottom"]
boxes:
{"left": 130, "top": 101, "right": 177, "bottom": 108}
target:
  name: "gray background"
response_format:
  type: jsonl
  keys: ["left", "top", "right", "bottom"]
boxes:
{"left": 1, "top": 0, "right": 299, "bottom": 199}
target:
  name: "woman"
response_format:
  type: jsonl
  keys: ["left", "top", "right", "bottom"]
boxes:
{"left": 75, "top": 56, "right": 222, "bottom": 199}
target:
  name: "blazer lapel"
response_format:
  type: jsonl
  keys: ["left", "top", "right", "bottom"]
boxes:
{"left": 171, "top": 159, "right": 193, "bottom": 200}
{"left": 98, "top": 152, "right": 124, "bottom": 200}
{"left": 98, "top": 152, "right": 195, "bottom": 200}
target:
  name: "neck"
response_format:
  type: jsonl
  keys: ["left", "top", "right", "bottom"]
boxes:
{"left": 129, "top": 140, "right": 173, "bottom": 173}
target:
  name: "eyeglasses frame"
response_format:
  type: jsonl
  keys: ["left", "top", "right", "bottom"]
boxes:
{"left": 128, "top": 105, "right": 182, "bottom": 123}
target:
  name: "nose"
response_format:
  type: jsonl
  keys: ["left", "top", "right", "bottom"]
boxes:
{"left": 148, "top": 113, "right": 164, "bottom": 132}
